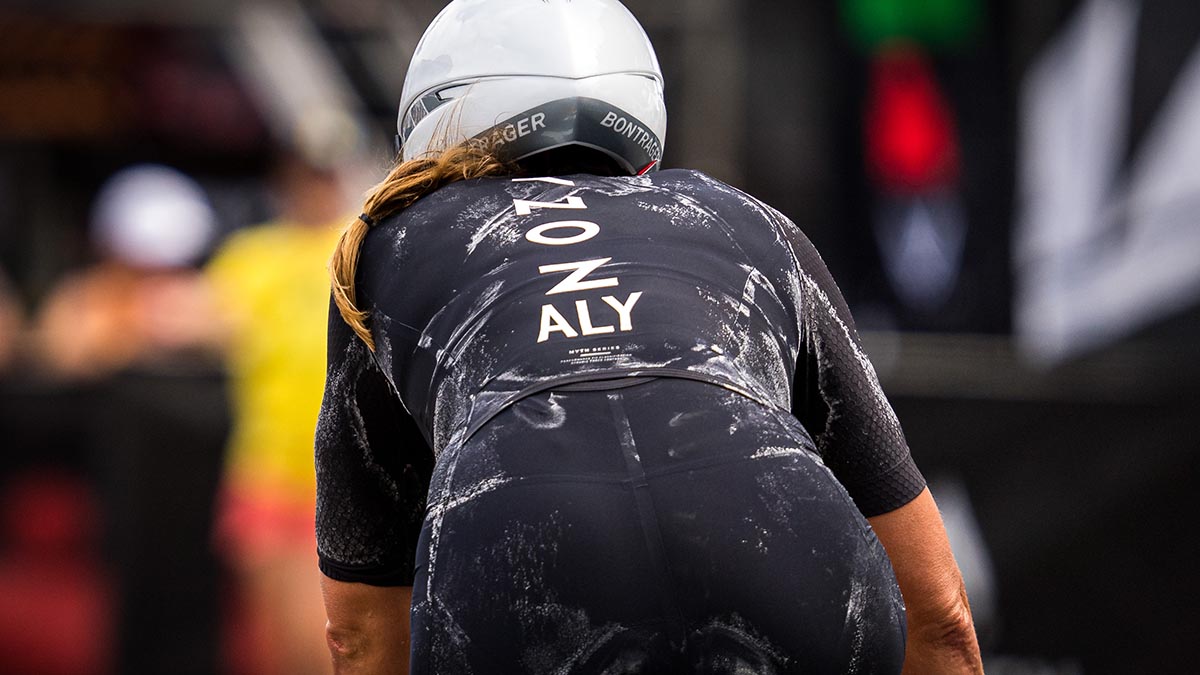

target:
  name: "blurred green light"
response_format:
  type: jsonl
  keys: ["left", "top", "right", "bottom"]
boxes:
{"left": 841, "top": 0, "right": 982, "bottom": 51}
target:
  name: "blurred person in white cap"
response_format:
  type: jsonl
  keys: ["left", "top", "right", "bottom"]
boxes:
{"left": 33, "top": 164, "right": 222, "bottom": 379}
{"left": 315, "top": 1, "right": 983, "bottom": 673}
{"left": 29, "top": 163, "right": 228, "bottom": 675}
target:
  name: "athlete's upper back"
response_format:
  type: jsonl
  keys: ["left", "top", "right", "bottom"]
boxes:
{"left": 357, "top": 169, "right": 817, "bottom": 453}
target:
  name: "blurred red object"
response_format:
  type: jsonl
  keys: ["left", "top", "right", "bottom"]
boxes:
{"left": 864, "top": 45, "right": 961, "bottom": 193}
{"left": 0, "top": 471, "right": 113, "bottom": 675}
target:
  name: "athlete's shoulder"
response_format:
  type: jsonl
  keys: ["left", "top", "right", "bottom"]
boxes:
{"left": 653, "top": 167, "right": 723, "bottom": 187}
{"left": 646, "top": 168, "right": 794, "bottom": 227}
{"left": 648, "top": 168, "right": 764, "bottom": 205}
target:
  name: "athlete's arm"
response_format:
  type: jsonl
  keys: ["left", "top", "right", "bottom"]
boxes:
{"left": 869, "top": 489, "right": 983, "bottom": 673}
{"left": 773, "top": 212, "right": 981, "bottom": 670}
{"left": 321, "top": 579, "right": 411, "bottom": 674}
{"left": 315, "top": 298, "right": 434, "bottom": 671}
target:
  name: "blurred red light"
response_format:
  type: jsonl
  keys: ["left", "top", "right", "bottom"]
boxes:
{"left": 864, "top": 46, "right": 960, "bottom": 192}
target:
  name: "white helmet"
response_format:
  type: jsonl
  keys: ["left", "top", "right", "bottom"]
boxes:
{"left": 397, "top": 0, "right": 666, "bottom": 175}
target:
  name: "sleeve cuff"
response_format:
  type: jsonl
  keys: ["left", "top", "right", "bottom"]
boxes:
{"left": 319, "top": 555, "right": 414, "bottom": 587}
{"left": 848, "top": 457, "right": 927, "bottom": 518}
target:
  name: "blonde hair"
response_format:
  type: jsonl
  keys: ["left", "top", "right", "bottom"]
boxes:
{"left": 330, "top": 143, "right": 510, "bottom": 350}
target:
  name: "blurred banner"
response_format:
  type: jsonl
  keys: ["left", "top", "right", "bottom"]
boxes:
{"left": 1016, "top": 0, "right": 1200, "bottom": 362}
{"left": 0, "top": 16, "right": 127, "bottom": 141}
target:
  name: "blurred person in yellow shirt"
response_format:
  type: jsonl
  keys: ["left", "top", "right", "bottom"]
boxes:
{"left": 206, "top": 152, "right": 347, "bottom": 675}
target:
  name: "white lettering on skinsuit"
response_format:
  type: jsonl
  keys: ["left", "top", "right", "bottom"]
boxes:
{"left": 525, "top": 221, "right": 600, "bottom": 246}
{"left": 538, "top": 304, "right": 579, "bottom": 343}
{"left": 537, "top": 297, "right": 643, "bottom": 343}
{"left": 602, "top": 292, "right": 642, "bottom": 331}
{"left": 538, "top": 258, "right": 619, "bottom": 295}
{"left": 513, "top": 177, "right": 574, "bottom": 187}
{"left": 516, "top": 177, "right": 644, "bottom": 344}
{"left": 514, "top": 195, "right": 586, "bottom": 216}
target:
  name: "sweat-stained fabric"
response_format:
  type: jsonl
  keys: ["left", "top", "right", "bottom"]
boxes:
{"left": 314, "top": 169, "right": 924, "bottom": 672}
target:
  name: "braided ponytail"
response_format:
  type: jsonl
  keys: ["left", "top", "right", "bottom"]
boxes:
{"left": 330, "top": 144, "right": 509, "bottom": 350}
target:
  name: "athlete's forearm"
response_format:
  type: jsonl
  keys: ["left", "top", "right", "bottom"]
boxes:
{"left": 869, "top": 489, "right": 984, "bottom": 674}
{"left": 321, "top": 577, "right": 412, "bottom": 674}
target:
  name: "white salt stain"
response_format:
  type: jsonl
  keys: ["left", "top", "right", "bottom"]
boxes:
{"left": 641, "top": 198, "right": 713, "bottom": 230}
{"left": 799, "top": 272, "right": 902, "bottom": 441}
{"left": 751, "top": 446, "right": 805, "bottom": 460}
{"left": 738, "top": 268, "right": 759, "bottom": 322}
{"left": 370, "top": 312, "right": 395, "bottom": 373}
{"left": 434, "top": 341, "right": 505, "bottom": 452}
{"left": 665, "top": 186, "right": 724, "bottom": 225}
{"left": 389, "top": 226, "right": 408, "bottom": 259}
{"left": 551, "top": 623, "right": 624, "bottom": 675}
{"left": 420, "top": 445, "right": 462, "bottom": 603}
{"left": 732, "top": 329, "right": 790, "bottom": 406}
{"left": 417, "top": 301, "right": 453, "bottom": 351}
{"left": 756, "top": 525, "right": 771, "bottom": 555}
{"left": 668, "top": 411, "right": 703, "bottom": 427}
{"left": 439, "top": 314, "right": 492, "bottom": 371}
{"left": 465, "top": 209, "right": 522, "bottom": 255}
{"left": 514, "top": 393, "right": 567, "bottom": 430}
{"left": 683, "top": 357, "right": 776, "bottom": 412}
{"left": 470, "top": 279, "right": 506, "bottom": 316}
{"left": 591, "top": 175, "right": 654, "bottom": 198}
{"left": 697, "top": 614, "right": 790, "bottom": 671}
{"left": 696, "top": 172, "right": 779, "bottom": 226}
{"left": 695, "top": 287, "right": 721, "bottom": 305}
{"left": 753, "top": 472, "right": 800, "bottom": 537}
{"left": 433, "top": 474, "right": 513, "bottom": 517}
{"left": 842, "top": 577, "right": 869, "bottom": 674}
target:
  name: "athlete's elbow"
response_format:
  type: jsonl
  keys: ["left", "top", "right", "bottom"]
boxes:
{"left": 924, "top": 607, "right": 978, "bottom": 659}
{"left": 909, "top": 585, "right": 983, "bottom": 673}
{"left": 325, "top": 619, "right": 370, "bottom": 670}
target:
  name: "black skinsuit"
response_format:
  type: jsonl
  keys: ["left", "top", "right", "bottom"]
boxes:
{"left": 316, "top": 170, "right": 925, "bottom": 673}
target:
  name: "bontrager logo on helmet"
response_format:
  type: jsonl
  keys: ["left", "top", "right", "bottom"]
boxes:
{"left": 471, "top": 98, "right": 663, "bottom": 175}
{"left": 397, "top": 0, "right": 667, "bottom": 175}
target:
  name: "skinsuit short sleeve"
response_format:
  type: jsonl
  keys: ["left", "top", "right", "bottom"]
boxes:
{"left": 315, "top": 299, "right": 434, "bottom": 586}
{"left": 776, "top": 213, "right": 926, "bottom": 517}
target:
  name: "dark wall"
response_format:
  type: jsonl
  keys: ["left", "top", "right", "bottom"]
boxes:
{"left": 883, "top": 330, "right": 1200, "bottom": 672}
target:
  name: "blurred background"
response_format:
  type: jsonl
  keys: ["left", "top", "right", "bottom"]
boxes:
{"left": 0, "top": 0, "right": 1197, "bottom": 673}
